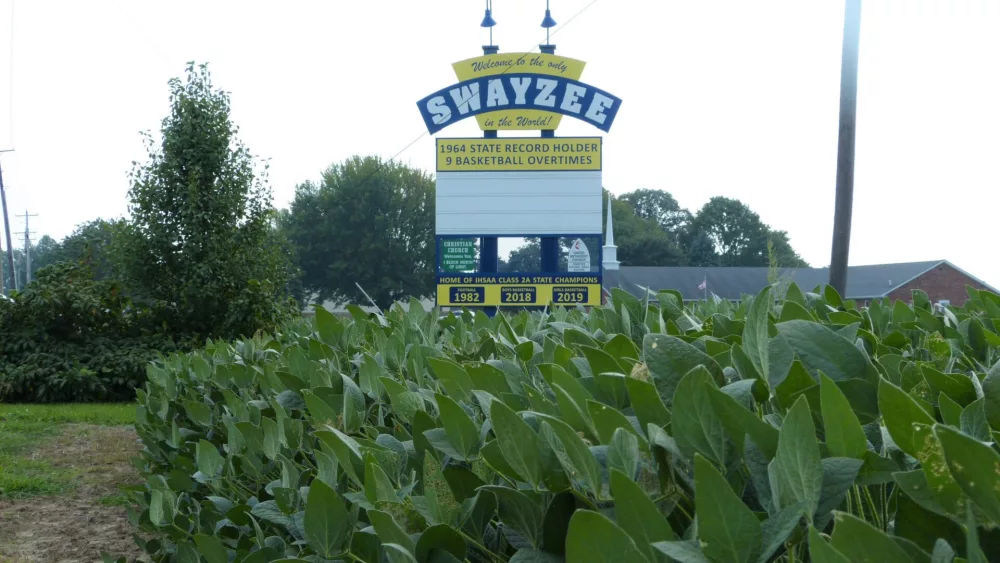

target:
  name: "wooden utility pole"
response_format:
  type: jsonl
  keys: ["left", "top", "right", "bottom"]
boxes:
{"left": 0, "top": 153, "right": 16, "bottom": 292}
{"left": 828, "top": 0, "right": 862, "bottom": 296}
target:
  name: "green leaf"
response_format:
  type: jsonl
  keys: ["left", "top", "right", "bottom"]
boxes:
{"left": 421, "top": 453, "right": 459, "bottom": 526}
{"left": 769, "top": 396, "right": 823, "bottom": 520}
{"left": 588, "top": 400, "right": 643, "bottom": 447}
{"left": 695, "top": 454, "right": 762, "bottom": 563}
{"left": 261, "top": 417, "right": 282, "bottom": 461}
{"left": 705, "top": 385, "right": 779, "bottom": 460}
{"left": 149, "top": 488, "right": 173, "bottom": 527}
{"left": 428, "top": 357, "right": 474, "bottom": 403}
{"left": 194, "top": 534, "right": 228, "bottom": 563}
{"left": 607, "top": 427, "right": 641, "bottom": 479}
{"left": 930, "top": 539, "right": 955, "bottom": 563}
{"left": 176, "top": 541, "right": 200, "bottom": 563}
{"left": 938, "top": 392, "right": 963, "bottom": 428}
{"left": 488, "top": 400, "right": 543, "bottom": 488}
{"left": 316, "top": 427, "right": 365, "bottom": 487}
{"left": 879, "top": 378, "right": 935, "bottom": 459}
{"left": 922, "top": 366, "right": 976, "bottom": 408}
{"left": 807, "top": 526, "right": 850, "bottom": 563}
{"left": 581, "top": 346, "right": 626, "bottom": 384}
{"left": 184, "top": 400, "right": 213, "bottom": 427}
{"left": 829, "top": 512, "right": 913, "bottom": 563}
{"left": 480, "top": 486, "right": 546, "bottom": 550}
{"left": 778, "top": 301, "right": 814, "bottom": 323}
{"left": 384, "top": 543, "right": 419, "bottom": 563}
{"left": 652, "top": 541, "right": 712, "bottom": 563}
{"left": 509, "top": 550, "right": 565, "bottom": 563}
{"left": 894, "top": 488, "right": 966, "bottom": 556}
{"left": 541, "top": 492, "right": 575, "bottom": 555}
{"left": 960, "top": 398, "right": 992, "bottom": 442}
{"left": 415, "top": 524, "right": 467, "bottom": 563}
{"left": 435, "top": 393, "right": 480, "bottom": 461}
{"left": 303, "top": 389, "right": 339, "bottom": 426}
{"left": 983, "top": 361, "right": 1000, "bottom": 430}
{"left": 672, "top": 365, "right": 731, "bottom": 467}
{"left": 343, "top": 374, "right": 366, "bottom": 434}
{"left": 964, "top": 502, "right": 988, "bottom": 563}
{"left": 365, "top": 454, "right": 399, "bottom": 505}
{"left": 196, "top": 439, "right": 224, "bottom": 481}
{"left": 565, "top": 509, "right": 650, "bottom": 563}
{"left": 304, "top": 477, "right": 350, "bottom": 557}
{"left": 731, "top": 344, "right": 768, "bottom": 401}
{"left": 359, "top": 353, "right": 385, "bottom": 399}
{"left": 369, "top": 509, "right": 416, "bottom": 553}
{"left": 537, "top": 415, "right": 603, "bottom": 498}
{"left": 644, "top": 333, "right": 724, "bottom": 407}
{"left": 820, "top": 372, "right": 867, "bottom": 459}
{"left": 314, "top": 306, "right": 342, "bottom": 346}
{"left": 467, "top": 362, "right": 512, "bottom": 397}
{"left": 757, "top": 502, "right": 808, "bottom": 563}
{"left": 911, "top": 423, "right": 967, "bottom": 516}
{"left": 934, "top": 423, "right": 1000, "bottom": 523}
{"left": 743, "top": 286, "right": 773, "bottom": 382}
{"left": 480, "top": 439, "right": 523, "bottom": 483}
{"left": 625, "top": 376, "right": 671, "bottom": 433}
{"left": 775, "top": 320, "right": 874, "bottom": 384}
{"left": 539, "top": 364, "right": 596, "bottom": 437}
{"left": 610, "top": 468, "right": 676, "bottom": 562}
{"left": 815, "top": 458, "right": 863, "bottom": 525}
{"left": 380, "top": 376, "right": 425, "bottom": 425}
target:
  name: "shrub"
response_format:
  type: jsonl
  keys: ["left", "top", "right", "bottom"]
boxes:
{"left": 0, "top": 260, "right": 189, "bottom": 402}
{"left": 112, "top": 286, "right": 1000, "bottom": 562}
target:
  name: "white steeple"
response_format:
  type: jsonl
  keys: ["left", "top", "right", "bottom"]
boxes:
{"left": 602, "top": 192, "right": 620, "bottom": 270}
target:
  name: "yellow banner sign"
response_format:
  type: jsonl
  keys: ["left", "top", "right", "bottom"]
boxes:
{"left": 451, "top": 52, "right": 586, "bottom": 132}
{"left": 436, "top": 137, "right": 602, "bottom": 172}
{"left": 437, "top": 283, "right": 602, "bottom": 307}
{"left": 436, "top": 274, "right": 602, "bottom": 307}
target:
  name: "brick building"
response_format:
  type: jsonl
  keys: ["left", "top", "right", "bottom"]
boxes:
{"left": 602, "top": 260, "right": 997, "bottom": 307}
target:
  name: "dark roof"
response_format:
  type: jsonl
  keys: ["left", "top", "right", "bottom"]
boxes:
{"left": 602, "top": 260, "right": 994, "bottom": 301}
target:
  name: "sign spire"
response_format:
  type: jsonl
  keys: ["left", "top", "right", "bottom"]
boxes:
{"left": 602, "top": 192, "right": 619, "bottom": 270}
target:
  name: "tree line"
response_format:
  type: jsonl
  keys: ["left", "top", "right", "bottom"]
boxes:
{"left": 5, "top": 65, "right": 808, "bottom": 315}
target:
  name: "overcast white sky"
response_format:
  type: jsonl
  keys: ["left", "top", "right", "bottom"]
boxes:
{"left": 0, "top": 1, "right": 998, "bottom": 285}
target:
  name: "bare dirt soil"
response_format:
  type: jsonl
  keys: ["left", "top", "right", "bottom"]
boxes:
{"left": 0, "top": 424, "right": 149, "bottom": 563}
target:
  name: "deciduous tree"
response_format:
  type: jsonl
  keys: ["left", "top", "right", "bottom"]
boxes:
{"left": 688, "top": 196, "right": 808, "bottom": 267}
{"left": 619, "top": 188, "right": 693, "bottom": 236}
{"left": 282, "top": 155, "right": 435, "bottom": 309}
{"left": 114, "top": 62, "right": 295, "bottom": 339}
{"left": 602, "top": 191, "right": 685, "bottom": 267}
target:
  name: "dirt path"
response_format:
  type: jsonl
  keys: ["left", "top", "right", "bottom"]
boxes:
{"left": 0, "top": 424, "right": 148, "bottom": 563}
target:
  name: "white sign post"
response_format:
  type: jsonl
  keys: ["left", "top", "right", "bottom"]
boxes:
{"left": 567, "top": 238, "right": 591, "bottom": 272}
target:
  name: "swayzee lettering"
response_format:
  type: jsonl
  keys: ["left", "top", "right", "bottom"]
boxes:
{"left": 418, "top": 73, "right": 622, "bottom": 134}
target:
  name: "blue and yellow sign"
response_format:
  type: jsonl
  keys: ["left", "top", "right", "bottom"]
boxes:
{"left": 436, "top": 137, "right": 602, "bottom": 172}
{"left": 436, "top": 274, "right": 602, "bottom": 308}
{"left": 417, "top": 53, "right": 622, "bottom": 134}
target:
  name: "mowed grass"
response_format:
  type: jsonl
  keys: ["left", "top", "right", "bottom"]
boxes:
{"left": 0, "top": 403, "right": 136, "bottom": 499}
